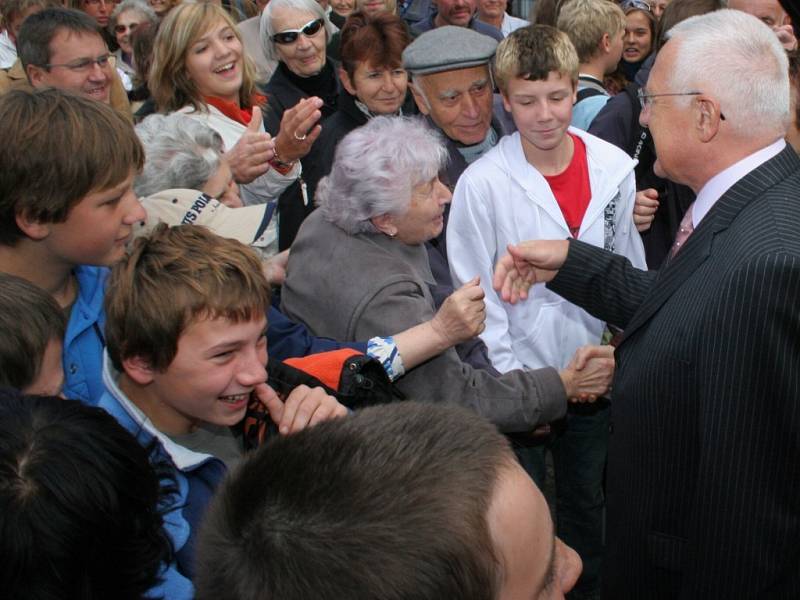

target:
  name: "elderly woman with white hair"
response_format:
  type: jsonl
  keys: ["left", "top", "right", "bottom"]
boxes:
{"left": 109, "top": 0, "right": 158, "bottom": 90}
{"left": 282, "top": 116, "right": 615, "bottom": 432}
{"left": 259, "top": 0, "right": 339, "bottom": 248}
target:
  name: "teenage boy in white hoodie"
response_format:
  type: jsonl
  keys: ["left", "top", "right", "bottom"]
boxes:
{"left": 446, "top": 24, "right": 645, "bottom": 598}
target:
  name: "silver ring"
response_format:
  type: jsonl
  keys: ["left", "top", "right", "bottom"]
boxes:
{"left": 293, "top": 130, "right": 307, "bottom": 141}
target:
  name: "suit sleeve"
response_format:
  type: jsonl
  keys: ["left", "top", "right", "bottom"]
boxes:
{"left": 351, "top": 279, "right": 567, "bottom": 432}
{"left": 447, "top": 172, "right": 525, "bottom": 373}
{"left": 548, "top": 238, "right": 656, "bottom": 329}
{"left": 683, "top": 253, "right": 800, "bottom": 596}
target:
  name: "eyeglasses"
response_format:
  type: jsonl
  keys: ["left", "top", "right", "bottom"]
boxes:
{"left": 44, "top": 53, "right": 111, "bottom": 73}
{"left": 621, "top": 0, "right": 652, "bottom": 12}
{"left": 637, "top": 88, "right": 700, "bottom": 109}
{"left": 114, "top": 22, "right": 139, "bottom": 34}
{"left": 637, "top": 88, "right": 726, "bottom": 120}
{"left": 271, "top": 18, "right": 324, "bottom": 45}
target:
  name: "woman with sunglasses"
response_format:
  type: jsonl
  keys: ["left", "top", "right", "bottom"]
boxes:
{"left": 620, "top": 0, "right": 656, "bottom": 84}
{"left": 149, "top": 2, "right": 319, "bottom": 210}
{"left": 259, "top": 0, "right": 339, "bottom": 249}
{"left": 109, "top": 0, "right": 157, "bottom": 91}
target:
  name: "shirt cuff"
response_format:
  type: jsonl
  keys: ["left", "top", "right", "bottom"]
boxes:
{"left": 366, "top": 336, "right": 405, "bottom": 382}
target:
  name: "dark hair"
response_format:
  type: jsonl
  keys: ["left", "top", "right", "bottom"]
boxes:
{"left": 0, "top": 390, "right": 172, "bottom": 599}
{"left": 655, "top": 0, "right": 724, "bottom": 51}
{"left": 0, "top": 88, "right": 144, "bottom": 246}
{"left": 196, "top": 402, "right": 513, "bottom": 600}
{"left": 340, "top": 11, "right": 410, "bottom": 78}
{"left": 17, "top": 7, "right": 101, "bottom": 68}
{"left": 131, "top": 19, "right": 157, "bottom": 85}
{"left": 0, "top": 273, "right": 65, "bottom": 390}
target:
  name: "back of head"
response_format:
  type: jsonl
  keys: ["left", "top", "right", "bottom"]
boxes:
{"left": 316, "top": 115, "right": 447, "bottom": 234}
{"left": 655, "top": 0, "right": 724, "bottom": 50}
{"left": 104, "top": 223, "right": 271, "bottom": 373}
{"left": 196, "top": 402, "right": 512, "bottom": 600}
{"left": 0, "top": 87, "right": 143, "bottom": 246}
{"left": 0, "top": 273, "right": 65, "bottom": 392}
{"left": 494, "top": 24, "right": 579, "bottom": 93}
{"left": 666, "top": 9, "right": 790, "bottom": 140}
{"left": 134, "top": 112, "right": 225, "bottom": 196}
{"left": 557, "top": 0, "right": 625, "bottom": 64}
{"left": 17, "top": 7, "right": 99, "bottom": 69}
{"left": 0, "top": 389, "right": 170, "bottom": 599}
{"left": 339, "top": 11, "right": 411, "bottom": 77}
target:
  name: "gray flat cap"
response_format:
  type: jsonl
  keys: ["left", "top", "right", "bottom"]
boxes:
{"left": 402, "top": 26, "right": 498, "bottom": 75}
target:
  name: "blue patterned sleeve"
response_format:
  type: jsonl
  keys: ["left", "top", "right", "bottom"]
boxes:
{"left": 366, "top": 336, "right": 405, "bottom": 381}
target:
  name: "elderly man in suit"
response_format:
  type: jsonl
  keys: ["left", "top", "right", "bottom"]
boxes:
{"left": 493, "top": 9, "right": 800, "bottom": 598}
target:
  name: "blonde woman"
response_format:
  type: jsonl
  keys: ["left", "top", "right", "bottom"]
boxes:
{"left": 149, "top": 1, "right": 320, "bottom": 209}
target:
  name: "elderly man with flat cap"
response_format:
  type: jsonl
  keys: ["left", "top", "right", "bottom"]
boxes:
{"left": 403, "top": 26, "right": 513, "bottom": 318}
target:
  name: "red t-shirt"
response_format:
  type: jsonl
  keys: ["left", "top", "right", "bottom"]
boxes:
{"left": 543, "top": 134, "right": 591, "bottom": 238}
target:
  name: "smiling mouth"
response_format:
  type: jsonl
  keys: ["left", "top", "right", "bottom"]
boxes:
{"left": 214, "top": 62, "right": 236, "bottom": 73}
{"left": 219, "top": 392, "right": 250, "bottom": 404}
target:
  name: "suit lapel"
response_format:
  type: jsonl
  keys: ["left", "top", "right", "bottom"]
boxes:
{"left": 618, "top": 146, "right": 800, "bottom": 346}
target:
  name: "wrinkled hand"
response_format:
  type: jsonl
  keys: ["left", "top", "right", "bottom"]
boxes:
{"left": 774, "top": 24, "right": 798, "bottom": 51}
{"left": 493, "top": 240, "right": 569, "bottom": 304}
{"left": 261, "top": 249, "right": 290, "bottom": 286}
{"left": 560, "top": 344, "right": 615, "bottom": 402}
{"left": 273, "top": 96, "right": 323, "bottom": 163}
{"left": 255, "top": 382, "right": 348, "bottom": 435}
{"left": 225, "top": 106, "right": 276, "bottom": 184}
{"left": 431, "top": 276, "right": 486, "bottom": 347}
{"left": 634, "top": 188, "right": 659, "bottom": 233}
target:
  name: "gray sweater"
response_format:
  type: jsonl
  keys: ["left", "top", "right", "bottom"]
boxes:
{"left": 280, "top": 210, "right": 567, "bottom": 433}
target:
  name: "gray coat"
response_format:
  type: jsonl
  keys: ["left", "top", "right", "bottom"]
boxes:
{"left": 281, "top": 210, "right": 567, "bottom": 432}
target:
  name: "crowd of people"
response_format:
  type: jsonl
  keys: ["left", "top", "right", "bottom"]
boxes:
{"left": 0, "top": 0, "right": 799, "bottom": 597}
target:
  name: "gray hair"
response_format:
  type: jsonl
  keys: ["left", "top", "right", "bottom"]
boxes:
{"left": 317, "top": 116, "right": 448, "bottom": 235}
{"left": 109, "top": 0, "right": 157, "bottom": 34}
{"left": 134, "top": 113, "right": 224, "bottom": 197}
{"left": 666, "top": 9, "right": 790, "bottom": 139}
{"left": 259, "top": 0, "right": 335, "bottom": 64}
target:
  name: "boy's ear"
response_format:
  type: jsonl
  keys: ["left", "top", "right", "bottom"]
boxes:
{"left": 122, "top": 355, "right": 157, "bottom": 385}
{"left": 501, "top": 91, "right": 512, "bottom": 114}
{"left": 600, "top": 32, "right": 611, "bottom": 54}
{"left": 15, "top": 211, "right": 51, "bottom": 241}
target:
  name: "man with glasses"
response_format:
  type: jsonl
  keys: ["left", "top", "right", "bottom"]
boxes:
{"left": 15, "top": 7, "right": 129, "bottom": 113}
{"left": 493, "top": 10, "right": 800, "bottom": 597}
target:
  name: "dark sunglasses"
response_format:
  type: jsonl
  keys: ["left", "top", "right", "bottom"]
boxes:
{"left": 114, "top": 22, "right": 139, "bottom": 34}
{"left": 271, "top": 18, "right": 324, "bottom": 45}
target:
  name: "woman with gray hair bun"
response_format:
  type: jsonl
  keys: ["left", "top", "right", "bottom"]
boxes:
{"left": 135, "top": 113, "right": 244, "bottom": 208}
{"left": 282, "top": 116, "right": 616, "bottom": 433}
{"left": 109, "top": 0, "right": 158, "bottom": 90}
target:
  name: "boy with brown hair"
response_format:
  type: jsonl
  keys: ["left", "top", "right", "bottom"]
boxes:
{"left": 0, "top": 87, "right": 145, "bottom": 404}
{"left": 557, "top": 0, "right": 626, "bottom": 128}
{"left": 99, "top": 223, "right": 346, "bottom": 598}
{"left": 447, "top": 25, "right": 645, "bottom": 597}
{"left": 0, "top": 272, "right": 65, "bottom": 395}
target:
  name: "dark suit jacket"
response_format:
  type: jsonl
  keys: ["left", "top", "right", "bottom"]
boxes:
{"left": 549, "top": 146, "right": 800, "bottom": 598}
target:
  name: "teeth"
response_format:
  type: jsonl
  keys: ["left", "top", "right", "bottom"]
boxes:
{"left": 214, "top": 63, "right": 234, "bottom": 73}
{"left": 219, "top": 393, "right": 249, "bottom": 404}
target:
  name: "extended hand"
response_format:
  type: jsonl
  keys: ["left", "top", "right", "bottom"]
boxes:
{"left": 493, "top": 240, "right": 569, "bottom": 304}
{"left": 431, "top": 276, "right": 486, "bottom": 347}
{"left": 273, "top": 96, "right": 323, "bottom": 163}
{"left": 560, "top": 345, "right": 615, "bottom": 402}
{"left": 255, "top": 382, "right": 347, "bottom": 435}
{"left": 225, "top": 106, "right": 276, "bottom": 184}
{"left": 261, "top": 249, "right": 290, "bottom": 286}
